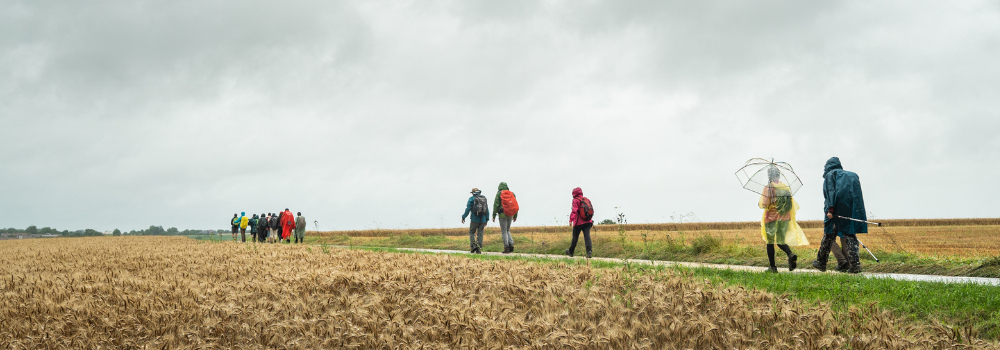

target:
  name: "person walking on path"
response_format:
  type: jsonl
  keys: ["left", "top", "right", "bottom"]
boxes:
{"left": 812, "top": 157, "right": 867, "bottom": 274}
{"left": 758, "top": 166, "right": 808, "bottom": 273}
{"left": 294, "top": 212, "right": 307, "bottom": 244}
{"left": 281, "top": 209, "right": 295, "bottom": 243}
{"left": 829, "top": 232, "right": 852, "bottom": 272}
{"left": 230, "top": 214, "right": 239, "bottom": 241}
{"left": 268, "top": 213, "right": 279, "bottom": 243}
{"left": 565, "top": 187, "right": 594, "bottom": 259}
{"left": 462, "top": 188, "right": 489, "bottom": 254}
{"left": 238, "top": 212, "right": 250, "bottom": 242}
{"left": 248, "top": 214, "right": 259, "bottom": 242}
{"left": 492, "top": 182, "right": 519, "bottom": 254}
{"left": 257, "top": 213, "right": 268, "bottom": 242}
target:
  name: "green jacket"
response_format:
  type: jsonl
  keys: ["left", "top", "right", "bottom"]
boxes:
{"left": 295, "top": 215, "right": 307, "bottom": 233}
{"left": 492, "top": 182, "right": 518, "bottom": 220}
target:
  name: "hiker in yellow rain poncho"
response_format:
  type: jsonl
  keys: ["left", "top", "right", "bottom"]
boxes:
{"left": 758, "top": 166, "right": 808, "bottom": 273}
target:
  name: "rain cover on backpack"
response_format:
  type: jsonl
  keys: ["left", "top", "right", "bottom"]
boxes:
{"left": 500, "top": 190, "right": 518, "bottom": 217}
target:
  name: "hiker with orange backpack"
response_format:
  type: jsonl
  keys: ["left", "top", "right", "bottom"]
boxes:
{"left": 492, "top": 182, "right": 519, "bottom": 254}
{"left": 565, "top": 187, "right": 594, "bottom": 258}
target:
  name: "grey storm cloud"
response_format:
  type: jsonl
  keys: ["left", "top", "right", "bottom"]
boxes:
{"left": 2, "top": 0, "right": 998, "bottom": 231}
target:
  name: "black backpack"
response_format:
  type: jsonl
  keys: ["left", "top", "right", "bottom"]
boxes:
{"left": 472, "top": 195, "right": 488, "bottom": 216}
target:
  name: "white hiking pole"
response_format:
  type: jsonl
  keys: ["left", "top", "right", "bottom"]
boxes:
{"left": 855, "top": 238, "right": 880, "bottom": 263}
{"left": 835, "top": 215, "right": 882, "bottom": 227}
{"left": 835, "top": 215, "right": 881, "bottom": 263}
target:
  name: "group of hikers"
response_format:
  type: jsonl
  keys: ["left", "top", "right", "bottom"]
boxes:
{"left": 219, "top": 157, "right": 869, "bottom": 276}
{"left": 462, "top": 182, "right": 596, "bottom": 258}
{"left": 463, "top": 157, "right": 868, "bottom": 274}
{"left": 230, "top": 209, "right": 308, "bottom": 244}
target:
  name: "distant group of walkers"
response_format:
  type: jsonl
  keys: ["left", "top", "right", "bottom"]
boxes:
{"left": 756, "top": 157, "right": 868, "bottom": 274}
{"left": 462, "top": 182, "right": 595, "bottom": 258}
{"left": 230, "top": 209, "right": 307, "bottom": 244}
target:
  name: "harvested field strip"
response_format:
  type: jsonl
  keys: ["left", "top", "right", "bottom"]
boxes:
{"left": 314, "top": 218, "right": 1000, "bottom": 237}
{"left": 1, "top": 237, "right": 997, "bottom": 348}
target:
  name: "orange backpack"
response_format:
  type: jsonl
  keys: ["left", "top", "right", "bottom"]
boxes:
{"left": 500, "top": 190, "right": 519, "bottom": 217}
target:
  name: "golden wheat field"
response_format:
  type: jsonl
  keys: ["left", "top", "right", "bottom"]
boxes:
{"left": 0, "top": 237, "right": 995, "bottom": 349}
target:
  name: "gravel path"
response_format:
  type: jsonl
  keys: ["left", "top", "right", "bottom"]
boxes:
{"left": 390, "top": 247, "right": 1000, "bottom": 286}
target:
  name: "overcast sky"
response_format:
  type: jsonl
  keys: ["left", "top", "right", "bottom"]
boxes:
{"left": 2, "top": 1, "right": 998, "bottom": 232}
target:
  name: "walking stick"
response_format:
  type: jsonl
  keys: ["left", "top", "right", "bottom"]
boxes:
{"left": 855, "top": 237, "right": 880, "bottom": 263}
{"left": 835, "top": 216, "right": 881, "bottom": 263}
{"left": 835, "top": 215, "right": 882, "bottom": 227}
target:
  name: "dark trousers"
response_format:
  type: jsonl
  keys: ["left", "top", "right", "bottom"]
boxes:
{"left": 568, "top": 223, "right": 593, "bottom": 255}
{"left": 240, "top": 228, "right": 246, "bottom": 242}
{"left": 766, "top": 244, "right": 794, "bottom": 267}
{"left": 817, "top": 231, "right": 860, "bottom": 266}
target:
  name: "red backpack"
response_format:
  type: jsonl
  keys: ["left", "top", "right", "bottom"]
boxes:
{"left": 577, "top": 197, "right": 594, "bottom": 222}
{"left": 500, "top": 190, "right": 519, "bottom": 217}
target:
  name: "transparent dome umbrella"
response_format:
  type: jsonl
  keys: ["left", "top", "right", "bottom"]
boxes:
{"left": 735, "top": 158, "right": 803, "bottom": 196}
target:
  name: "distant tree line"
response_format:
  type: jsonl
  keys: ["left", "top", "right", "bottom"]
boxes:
{"left": 0, "top": 226, "right": 102, "bottom": 237}
{"left": 1, "top": 225, "right": 217, "bottom": 237}
{"left": 125, "top": 226, "right": 214, "bottom": 236}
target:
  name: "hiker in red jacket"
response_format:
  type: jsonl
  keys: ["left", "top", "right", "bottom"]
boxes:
{"left": 565, "top": 187, "right": 594, "bottom": 259}
{"left": 281, "top": 209, "right": 295, "bottom": 243}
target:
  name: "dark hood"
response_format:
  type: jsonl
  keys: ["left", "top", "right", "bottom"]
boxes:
{"left": 823, "top": 157, "right": 843, "bottom": 178}
{"left": 498, "top": 182, "right": 509, "bottom": 191}
{"left": 572, "top": 187, "right": 583, "bottom": 198}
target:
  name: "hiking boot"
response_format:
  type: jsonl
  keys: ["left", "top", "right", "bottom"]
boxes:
{"left": 586, "top": 251, "right": 592, "bottom": 259}
{"left": 502, "top": 247, "right": 510, "bottom": 255}
{"left": 836, "top": 262, "right": 850, "bottom": 272}
{"left": 767, "top": 266, "right": 778, "bottom": 273}
{"left": 471, "top": 247, "right": 477, "bottom": 254}
{"left": 811, "top": 260, "right": 827, "bottom": 272}
{"left": 788, "top": 255, "right": 798, "bottom": 272}
{"left": 847, "top": 265, "right": 862, "bottom": 274}
{"left": 509, "top": 245, "right": 514, "bottom": 253}
{"left": 565, "top": 249, "right": 573, "bottom": 257}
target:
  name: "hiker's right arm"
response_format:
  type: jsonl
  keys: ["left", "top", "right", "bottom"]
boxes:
{"left": 492, "top": 193, "right": 501, "bottom": 220}
{"left": 462, "top": 197, "right": 472, "bottom": 222}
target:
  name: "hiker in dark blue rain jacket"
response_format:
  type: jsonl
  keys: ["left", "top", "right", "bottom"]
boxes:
{"left": 812, "top": 157, "right": 867, "bottom": 273}
{"left": 461, "top": 188, "right": 489, "bottom": 254}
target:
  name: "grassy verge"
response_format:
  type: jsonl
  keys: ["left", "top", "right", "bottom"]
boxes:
{"left": 306, "top": 231, "right": 1000, "bottom": 278}
{"left": 351, "top": 246, "right": 1000, "bottom": 341}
